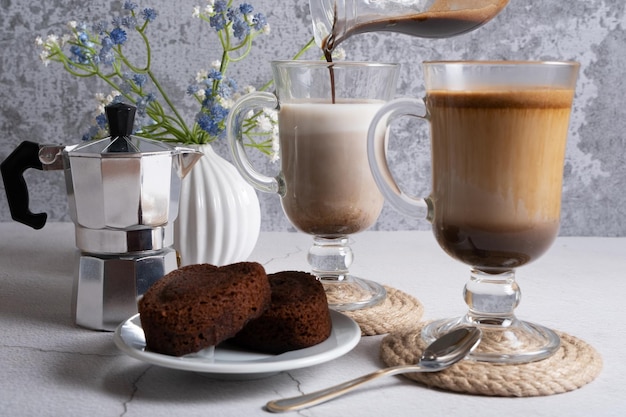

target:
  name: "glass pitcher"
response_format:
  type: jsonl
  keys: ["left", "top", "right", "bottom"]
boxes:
{"left": 310, "top": 0, "right": 509, "bottom": 53}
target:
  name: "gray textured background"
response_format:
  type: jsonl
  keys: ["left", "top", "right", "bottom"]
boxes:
{"left": 1, "top": 0, "right": 624, "bottom": 236}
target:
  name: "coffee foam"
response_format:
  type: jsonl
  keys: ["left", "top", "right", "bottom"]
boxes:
{"left": 278, "top": 100, "right": 386, "bottom": 132}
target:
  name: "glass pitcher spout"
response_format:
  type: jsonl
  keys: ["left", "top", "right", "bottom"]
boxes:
{"left": 310, "top": 0, "right": 509, "bottom": 53}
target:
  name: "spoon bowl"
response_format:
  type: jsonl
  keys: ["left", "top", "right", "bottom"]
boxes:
{"left": 266, "top": 326, "right": 482, "bottom": 413}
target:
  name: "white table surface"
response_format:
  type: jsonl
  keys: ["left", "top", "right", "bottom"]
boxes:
{"left": 1, "top": 222, "right": 625, "bottom": 417}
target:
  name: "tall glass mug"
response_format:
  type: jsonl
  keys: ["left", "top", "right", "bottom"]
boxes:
{"left": 227, "top": 61, "right": 399, "bottom": 311}
{"left": 367, "top": 61, "right": 579, "bottom": 363}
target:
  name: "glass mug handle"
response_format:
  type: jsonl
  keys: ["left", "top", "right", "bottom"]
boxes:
{"left": 366, "top": 97, "right": 433, "bottom": 221}
{"left": 227, "top": 91, "right": 284, "bottom": 195}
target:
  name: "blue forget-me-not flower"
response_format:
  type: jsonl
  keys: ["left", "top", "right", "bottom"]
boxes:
{"left": 35, "top": 0, "right": 311, "bottom": 160}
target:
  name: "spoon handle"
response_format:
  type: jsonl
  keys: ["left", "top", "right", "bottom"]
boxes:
{"left": 265, "top": 365, "right": 424, "bottom": 413}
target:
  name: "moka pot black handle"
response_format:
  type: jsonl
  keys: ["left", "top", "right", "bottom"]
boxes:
{"left": 1, "top": 141, "right": 48, "bottom": 229}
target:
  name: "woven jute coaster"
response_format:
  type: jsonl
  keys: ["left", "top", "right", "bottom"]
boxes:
{"left": 380, "top": 325, "right": 603, "bottom": 397}
{"left": 340, "top": 286, "right": 424, "bottom": 336}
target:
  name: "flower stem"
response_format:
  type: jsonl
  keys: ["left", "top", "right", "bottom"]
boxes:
{"left": 147, "top": 68, "right": 193, "bottom": 139}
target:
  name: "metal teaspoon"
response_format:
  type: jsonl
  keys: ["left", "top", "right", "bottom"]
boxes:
{"left": 265, "top": 327, "right": 482, "bottom": 413}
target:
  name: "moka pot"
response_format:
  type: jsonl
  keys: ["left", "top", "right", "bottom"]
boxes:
{"left": 1, "top": 103, "right": 202, "bottom": 330}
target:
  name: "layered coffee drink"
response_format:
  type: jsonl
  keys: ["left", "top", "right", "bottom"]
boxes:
{"left": 228, "top": 61, "right": 398, "bottom": 310}
{"left": 365, "top": 61, "right": 579, "bottom": 362}
{"left": 427, "top": 88, "right": 575, "bottom": 270}
{"left": 278, "top": 100, "right": 387, "bottom": 236}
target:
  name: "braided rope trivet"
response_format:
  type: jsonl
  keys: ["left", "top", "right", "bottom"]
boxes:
{"left": 380, "top": 325, "right": 602, "bottom": 397}
{"left": 341, "top": 286, "right": 424, "bottom": 336}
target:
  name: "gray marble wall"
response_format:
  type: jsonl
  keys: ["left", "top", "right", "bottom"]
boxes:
{"left": 1, "top": 0, "right": 624, "bottom": 236}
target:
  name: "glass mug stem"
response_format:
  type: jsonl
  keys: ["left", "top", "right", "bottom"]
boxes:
{"left": 308, "top": 236, "right": 352, "bottom": 279}
{"left": 464, "top": 268, "right": 520, "bottom": 321}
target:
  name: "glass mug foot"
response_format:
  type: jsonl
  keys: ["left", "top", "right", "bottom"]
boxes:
{"left": 421, "top": 267, "right": 560, "bottom": 363}
{"left": 421, "top": 317, "right": 560, "bottom": 364}
{"left": 320, "top": 275, "right": 387, "bottom": 311}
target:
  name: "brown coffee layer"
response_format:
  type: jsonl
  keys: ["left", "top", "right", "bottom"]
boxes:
{"left": 433, "top": 220, "right": 560, "bottom": 270}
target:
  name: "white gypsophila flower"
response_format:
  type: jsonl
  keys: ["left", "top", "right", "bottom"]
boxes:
{"left": 192, "top": 6, "right": 201, "bottom": 18}
{"left": 264, "top": 108, "right": 278, "bottom": 122}
{"left": 315, "top": 21, "right": 329, "bottom": 39}
{"left": 210, "top": 60, "right": 221, "bottom": 70}
{"left": 45, "top": 34, "right": 59, "bottom": 47}
{"left": 95, "top": 92, "right": 108, "bottom": 114}
{"left": 195, "top": 88, "right": 206, "bottom": 99}
{"left": 256, "top": 114, "right": 273, "bottom": 131}
{"left": 232, "top": 91, "right": 244, "bottom": 101}
{"left": 216, "top": 95, "right": 233, "bottom": 109}
{"left": 204, "top": 3, "right": 214, "bottom": 15}
{"left": 95, "top": 90, "right": 121, "bottom": 114}
{"left": 262, "top": 24, "right": 271, "bottom": 35}
{"left": 243, "top": 85, "right": 256, "bottom": 94}
{"left": 106, "top": 90, "right": 120, "bottom": 103}
{"left": 67, "top": 21, "right": 78, "bottom": 29}
{"left": 332, "top": 47, "right": 346, "bottom": 61}
{"left": 35, "top": 36, "right": 44, "bottom": 46}
{"left": 195, "top": 69, "right": 208, "bottom": 83}
{"left": 270, "top": 133, "right": 280, "bottom": 163}
{"left": 39, "top": 51, "right": 50, "bottom": 66}
{"left": 245, "top": 109, "right": 255, "bottom": 119}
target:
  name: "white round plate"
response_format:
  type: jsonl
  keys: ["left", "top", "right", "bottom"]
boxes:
{"left": 113, "top": 310, "right": 361, "bottom": 379}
